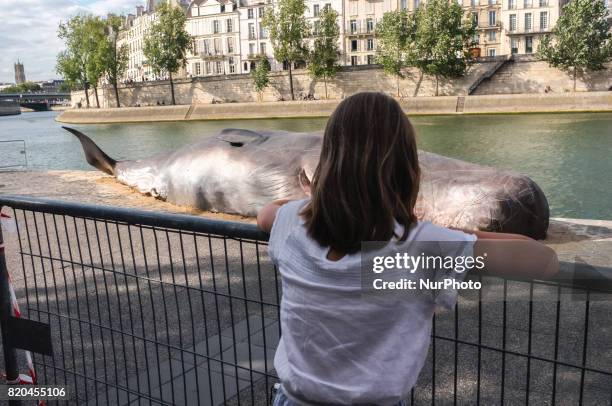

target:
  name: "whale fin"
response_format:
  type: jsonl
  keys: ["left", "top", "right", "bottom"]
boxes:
{"left": 62, "top": 127, "right": 117, "bottom": 175}
{"left": 217, "top": 129, "right": 267, "bottom": 147}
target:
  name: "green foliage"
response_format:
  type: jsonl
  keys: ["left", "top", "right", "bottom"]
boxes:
{"left": 143, "top": 3, "right": 192, "bottom": 78}
{"left": 56, "top": 15, "right": 95, "bottom": 105}
{"left": 375, "top": 10, "right": 416, "bottom": 84}
{"left": 251, "top": 55, "right": 272, "bottom": 99}
{"left": 262, "top": 0, "right": 310, "bottom": 99}
{"left": 95, "top": 15, "right": 129, "bottom": 106}
{"left": 308, "top": 6, "right": 340, "bottom": 98}
{"left": 0, "top": 82, "right": 43, "bottom": 93}
{"left": 412, "top": 0, "right": 475, "bottom": 95}
{"left": 83, "top": 16, "right": 108, "bottom": 94}
{"left": 539, "top": 0, "right": 611, "bottom": 90}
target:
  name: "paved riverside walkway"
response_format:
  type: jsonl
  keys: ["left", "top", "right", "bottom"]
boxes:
{"left": 0, "top": 170, "right": 611, "bottom": 405}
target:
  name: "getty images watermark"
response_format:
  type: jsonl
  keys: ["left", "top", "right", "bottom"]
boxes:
{"left": 360, "top": 241, "right": 485, "bottom": 298}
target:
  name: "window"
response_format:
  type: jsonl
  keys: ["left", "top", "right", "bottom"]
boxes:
{"left": 260, "top": 26, "right": 268, "bottom": 39}
{"left": 488, "top": 30, "right": 496, "bottom": 41}
{"left": 488, "top": 0, "right": 496, "bottom": 4}
{"left": 214, "top": 38, "right": 221, "bottom": 53}
{"left": 488, "top": 48, "right": 496, "bottom": 57}
{"left": 351, "top": 55, "right": 358, "bottom": 65}
{"left": 511, "top": 38, "right": 518, "bottom": 54}
{"left": 351, "top": 39, "right": 358, "bottom": 51}
{"left": 247, "top": 8, "right": 253, "bottom": 19}
{"left": 243, "top": 62, "right": 248, "bottom": 71}
{"left": 216, "top": 61, "right": 223, "bottom": 74}
{"left": 472, "top": 12, "right": 478, "bottom": 26}
{"left": 213, "top": 20, "right": 219, "bottom": 34}
{"left": 400, "top": 0, "right": 407, "bottom": 9}
{"left": 539, "top": 0, "right": 547, "bottom": 6}
{"left": 226, "top": 19, "right": 233, "bottom": 32}
{"left": 524, "top": 0, "right": 532, "bottom": 7}
{"left": 509, "top": 14, "right": 516, "bottom": 31}
{"left": 260, "top": 42, "right": 266, "bottom": 54}
{"left": 471, "top": 0, "right": 477, "bottom": 6}
{"left": 367, "top": 38, "right": 374, "bottom": 50}
{"left": 488, "top": 10, "right": 496, "bottom": 26}
{"left": 206, "top": 62, "right": 212, "bottom": 74}
{"left": 366, "top": 18, "right": 374, "bottom": 32}
{"left": 227, "top": 37, "right": 234, "bottom": 53}
{"left": 229, "top": 57, "right": 235, "bottom": 73}
{"left": 350, "top": 20, "right": 357, "bottom": 33}
{"left": 194, "top": 62, "right": 201, "bottom": 76}
{"left": 508, "top": 0, "right": 515, "bottom": 9}
{"left": 259, "top": 7, "right": 264, "bottom": 17}
{"left": 413, "top": 0, "right": 420, "bottom": 9}
{"left": 525, "top": 13, "right": 532, "bottom": 31}
{"left": 314, "top": 4, "right": 320, "bottom": 16}
{"left": 367, "top": 55, "right": 374, "bottom": 64}
{"left": 472, "top": 32, "right": 479, "bottom": 43}
{"left": 540, "top": 12, "right": 547, "bottom": 30}
{"left": 249, "top": 23, "right": 256, "bottom": 39}
{"left": 220, "top": 4, "right": 225, "bottom": 12}
{"left": 313, "top": 21, "right": 321, "bottom": 35}
{"left": 249, "top": 43, "right": 255, "bottom": 55}
{"left": 525, "top": 36, "right": 533, "bottom": 53}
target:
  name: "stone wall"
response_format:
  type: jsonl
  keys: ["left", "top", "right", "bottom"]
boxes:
{"left": 473, "top": 57, "right": 612, "bottom": 95}
{"left": 70, "top": 62, "right": 498, "bottom": 108}
{"left": 0, "top": 100, "right": 21, "bottom": 116}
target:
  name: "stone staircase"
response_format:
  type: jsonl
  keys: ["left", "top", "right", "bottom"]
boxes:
{"left": 468, "top": 55, "right": 512, "bottom": 95}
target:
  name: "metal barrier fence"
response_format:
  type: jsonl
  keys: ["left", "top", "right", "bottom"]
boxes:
{"left": 0, "top": 195, "right": 611, "bottom": 405}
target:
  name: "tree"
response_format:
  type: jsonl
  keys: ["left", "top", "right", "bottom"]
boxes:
{"left": 539, "top": 0, "right": 611, "bottom": 92}
{"left": 375, "top": 10, "right": 416, "bottom": 97}
{"left": 84, "top": 16, "right": 108, "bottom": 108}
{"left": 97, "top": 15, "right": 129, "bottom": 107}
{"left": 412, "top": 0, "right": 475, "bottom": 96}
{"left": 57, "top": 15, "right": 95, "bottom": 108}
{"left": 143, "top": 2, "right": 192, "bottom": 105}
{"left": 262, "top": 0, "right": 310, "bottom": 101}
{"left": 0, "top": 82, "right": 42, "bottom": 94}
{"left": 251, "top": 55, "right": 271, "bottom": 101}
{"left": 308, "top": 6, "right": 340, "bottom": 99}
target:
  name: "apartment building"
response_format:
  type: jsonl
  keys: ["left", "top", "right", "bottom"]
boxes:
{"left": 459, "top": 0, "right": 502, "bottom": 57}
{"left": 185, "top": 0, "right": 241, "bottom": 76}
{"left": 118, "top": 3, "right": 159, "bottom": 82}
{"left": 345, "top": 0, "right": 396, "bottom": 66}
{"left": 237, "top": 0, "right": 278, "bottom": 73}
{"left": 500, "top": 0, "right": 567, "bottom": 55}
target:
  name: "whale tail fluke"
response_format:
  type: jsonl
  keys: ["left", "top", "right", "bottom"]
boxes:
{"left": 62, "top": 127, "right": 117, "bottom": 175}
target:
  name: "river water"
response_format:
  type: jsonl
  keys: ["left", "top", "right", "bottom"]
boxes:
{"left": 1, "top": 110, "right": 611, "bottom": 220}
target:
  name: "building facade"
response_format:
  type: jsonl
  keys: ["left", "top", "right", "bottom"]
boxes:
{"left": 459, "top": 0, "right": 502, "bottom": 57}
{"left": 500, "top": 0, "right": 567, "bottom": 56}
{"left": 186, "top": 0, "right": 242, "bottom": 76}
{"left": 344, "top": 0, "right": 395, "bottom": 66}
{"left": 14, "top": 61, "right": 26, "bottom": 84}
{"left": 118, "top": 2, "right": 160, "bottom": 82}
{"left": 237, "top": 0, "right": 276, "bottom": 74}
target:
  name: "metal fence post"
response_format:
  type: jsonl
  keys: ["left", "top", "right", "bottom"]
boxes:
{"left": 0, "top": 211, "right": 21, "bottom": 406}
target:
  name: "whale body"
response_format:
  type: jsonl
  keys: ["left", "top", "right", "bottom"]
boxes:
{"left": 64, "top": 127, "right": 549, "bottom": 239}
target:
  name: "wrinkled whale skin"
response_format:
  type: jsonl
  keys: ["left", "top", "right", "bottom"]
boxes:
{"left": 65, "top": 127, "right": 549, "bottom": 239}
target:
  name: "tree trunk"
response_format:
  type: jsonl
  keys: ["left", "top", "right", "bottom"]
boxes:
{"left": 113, "top": 81, "right": 121, "bottom": 108}
{"left": 169, "top": 72, "right": 176, "bottom": 105}
{"left": 94, "top": 86, "right": 100, "bottom": 108}
{"left": 573, "top": 67, "right": 577, "bottom": 92}
{"left": 288, "top": 62, "right": 295, "bottom": 101}
{"left": 84, "top": 82, "right": 90, "bottom": 108}
{"left": 435, "top": 75, "right": 439, "bottom": 97}
{"left": 324, "top": 73, "right": 328, "bottom": 100}
{"left": 397, "top": 75, "right": 400, "bottom": 98}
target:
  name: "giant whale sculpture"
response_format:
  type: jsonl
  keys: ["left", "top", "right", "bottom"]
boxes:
{"left": 63, "top": 127, "right": 549, "bottom": 239}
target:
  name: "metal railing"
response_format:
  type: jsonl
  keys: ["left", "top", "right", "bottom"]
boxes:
{"left": 0, "top": 195, "right": 611, "bottom": 405}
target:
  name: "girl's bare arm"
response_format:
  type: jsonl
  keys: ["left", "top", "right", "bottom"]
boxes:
{"left": 469, "top": 230, "right": 559, "bottom": 280}
{"left": 256, "top": 199, "right": 293, "bottom": 233}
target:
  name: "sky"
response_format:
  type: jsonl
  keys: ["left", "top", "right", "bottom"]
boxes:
{"left": 0, "top": 0, "right": 146, "bottom": 84}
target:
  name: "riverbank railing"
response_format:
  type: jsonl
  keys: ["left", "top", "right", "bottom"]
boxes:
{"left": 0, "top": 195, "right": 611, "bottom": 405}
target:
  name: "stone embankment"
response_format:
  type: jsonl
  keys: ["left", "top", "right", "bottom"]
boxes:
{"left": 57, "top": 91, "right": 612, "bottom": 124}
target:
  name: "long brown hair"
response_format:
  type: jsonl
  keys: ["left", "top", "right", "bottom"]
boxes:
{"left": 302, "top": 92, "right": 420, "bottom": 254}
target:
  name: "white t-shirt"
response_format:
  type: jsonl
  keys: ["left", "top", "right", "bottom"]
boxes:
{"left": 269, "top": 199, "right": 477, "bottom": 405}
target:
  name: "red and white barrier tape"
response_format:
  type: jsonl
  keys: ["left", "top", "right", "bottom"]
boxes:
{"left": 1, "top": 213, "right": 45, "bottom": 406}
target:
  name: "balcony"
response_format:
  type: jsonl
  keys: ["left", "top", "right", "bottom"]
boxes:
{"left": 505, "top": 26, "right": 550, "bottom": 35}
{"left": 246, "top": 53, "right": 267, "bottom": 60}
{"left": 476, "top": 21, "right": 501, "bottom": 29}
{"left": 345, "top": 24, "right": 375, "bottom": 36}
{"left": 199, "top": 51, "right": 228, "bottom": 60}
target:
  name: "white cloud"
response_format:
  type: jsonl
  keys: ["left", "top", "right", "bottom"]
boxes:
{"left": 0, "top": 0, "right": 146, "bottom": 83}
